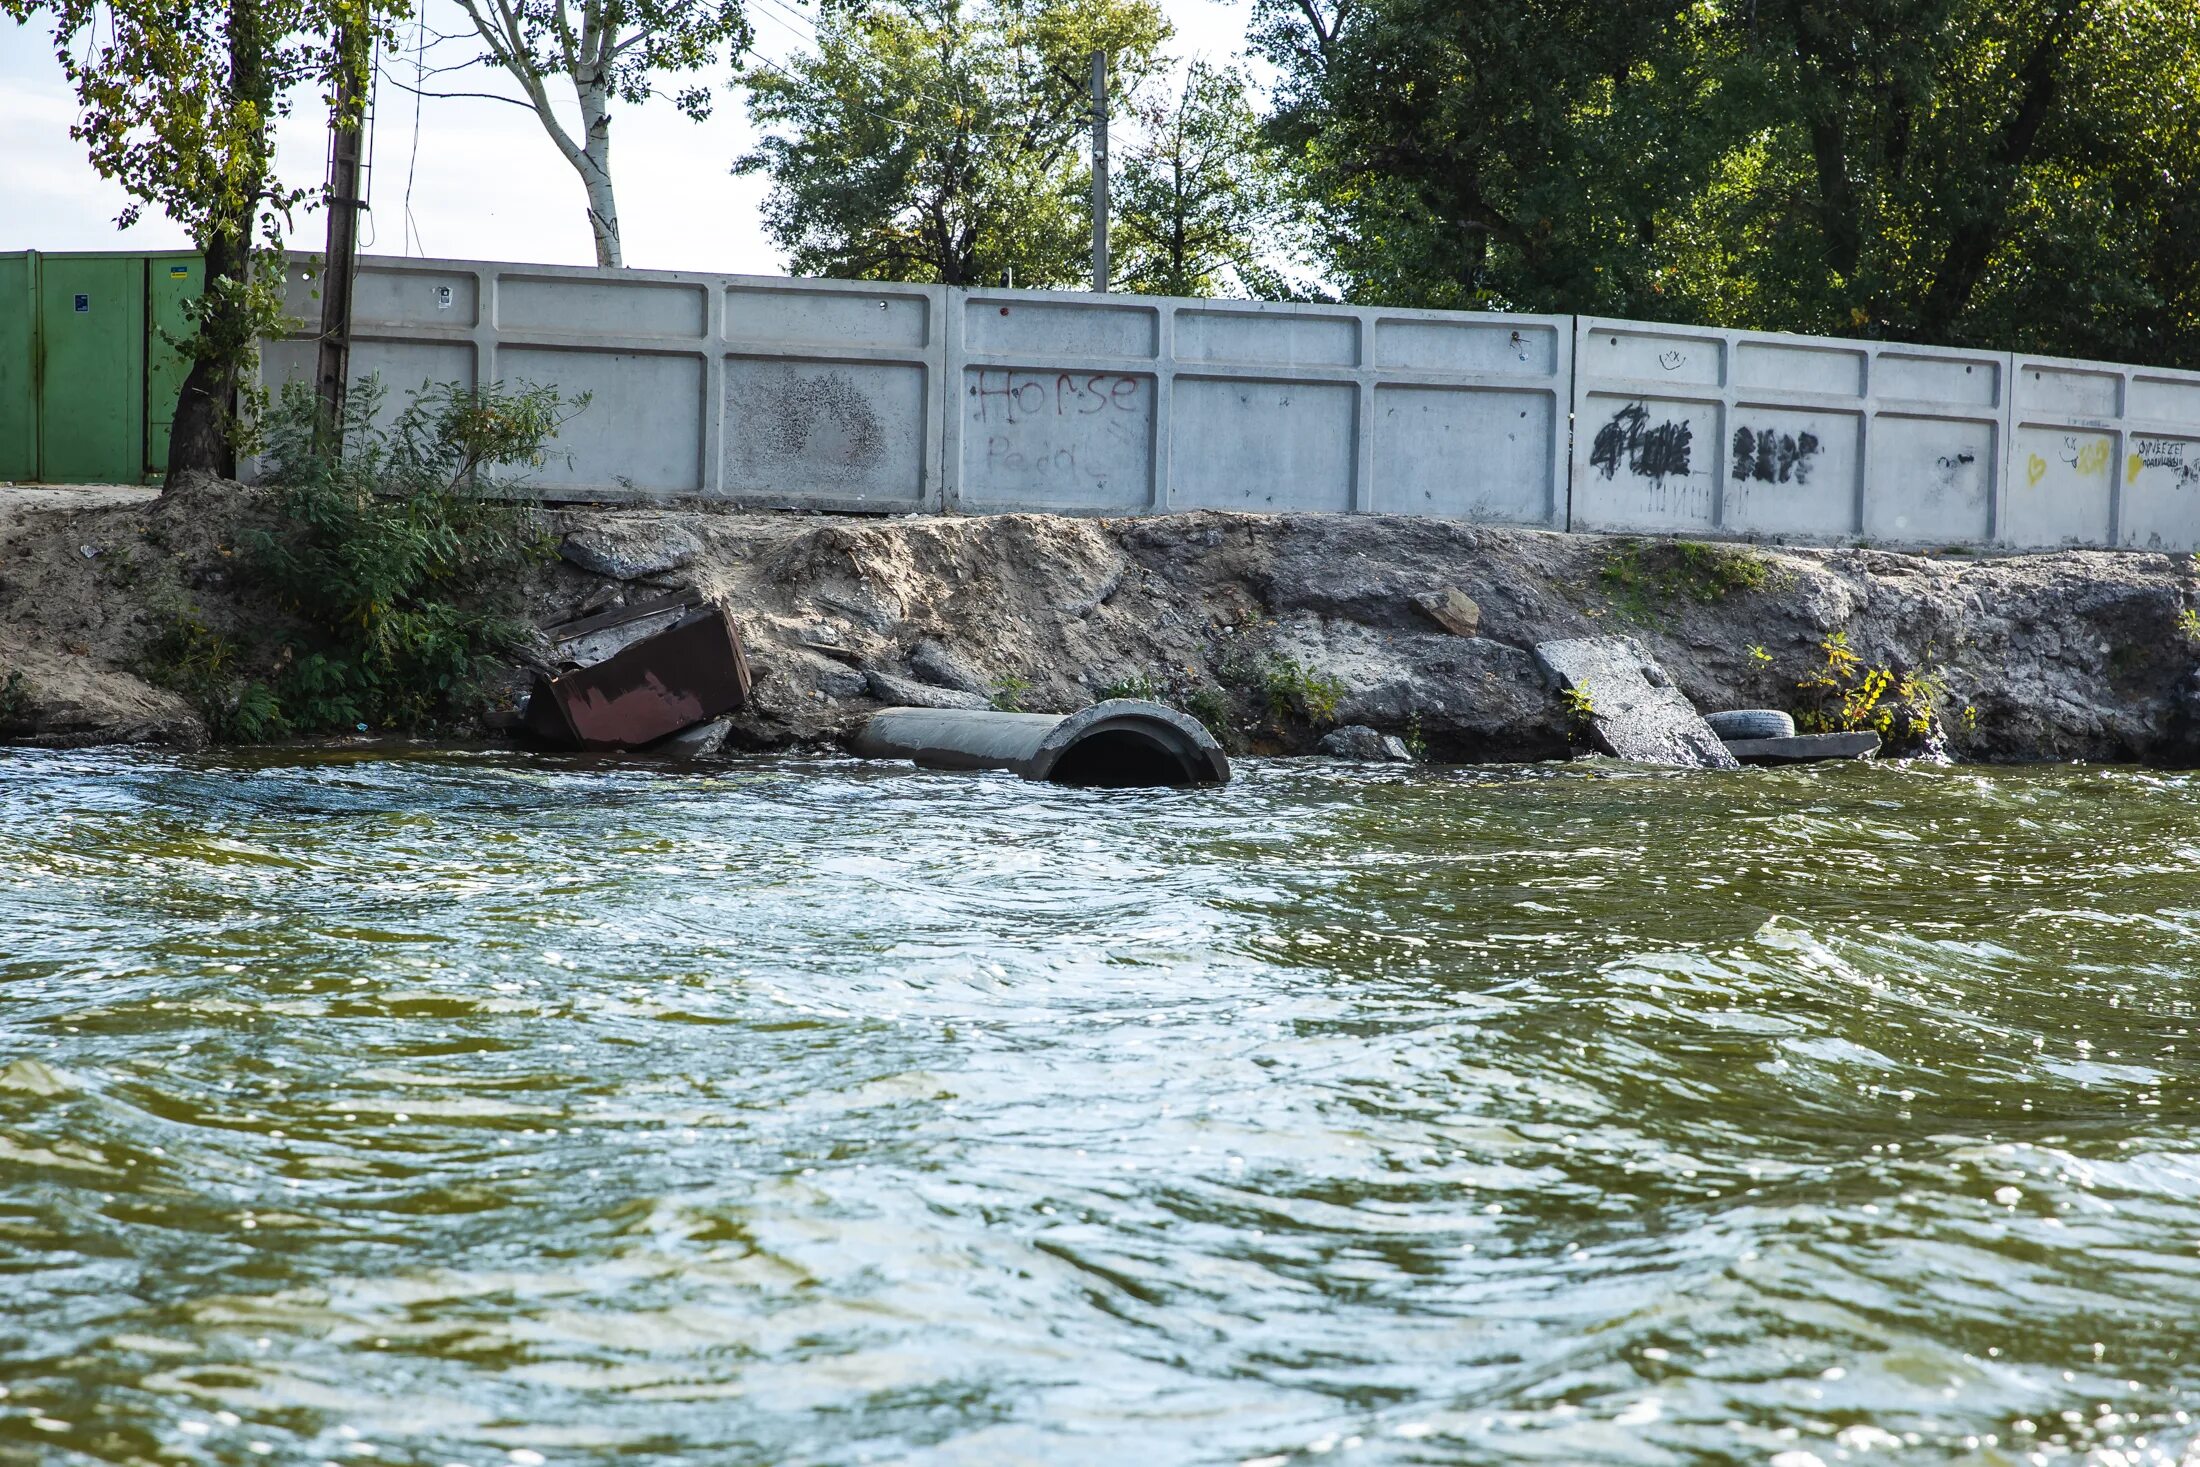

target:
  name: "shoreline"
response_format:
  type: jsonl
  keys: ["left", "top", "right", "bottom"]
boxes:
{"left": 4, "top": 481, "right": 2197, "bottom": 766}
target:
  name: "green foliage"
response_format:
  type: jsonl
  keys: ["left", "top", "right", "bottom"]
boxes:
{"left": 1182, "top": 686, "right": 1236, "bottom": 747}
{"left": 1747, "top": 643, "right": 1774, "bottom": 667}
{"left": 448, "top": 0, "right": 750, "bottom": 265}
{"left": 1097, "top": 672, "right": 1159, "bottom": 701}
{"left": 1598, "top": 539, "right": 1772, "bottom": 622}
{"left": 1260, "top": 655, "right": 1344, "bottom": 725}
{"left": 1562, "top": 681, "right": 1596, "bottom": 725}
{"left": 3, "top": 0, "right": 402, "bottom": 474}
{"left": 1401, "top": 710, "right": 1427, "bottom": 762}
{"left": 0, "top": 670, "right": 29, "bottom": 729}
{"left": 1113, "top": 60, "right": 1312, "bottom": 299}
{"left": 735, "top": 0, "right": 1171, "bottom": 287}
{"left": 1793, "top": 631, "right": 1952, "bottom": 751}
{"left": 990, "top": 673, "right": 1033, "bottom": 711}
{"left": 1256, "top": 0, "right": 2200, "bottom": 367}
{"left": 143, "top": 609, "right": 287, "bottom": 742}
{"left": 146, "top": 377, "right": 575, "bottom": 743}
{"left": 2179, "top": 607, "right": 2200, "bottom": 645}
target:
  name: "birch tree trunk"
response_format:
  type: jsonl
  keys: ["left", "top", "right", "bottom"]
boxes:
{"left": 576, "top": 78, "right": 622, "bottom": 267}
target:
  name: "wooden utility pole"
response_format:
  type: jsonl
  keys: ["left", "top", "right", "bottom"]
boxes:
{"left": 1090, "top": 50, "right": 1109, "bottom": 294}
{"left": 315, "top": 24, "right": 369, "bottom": 450}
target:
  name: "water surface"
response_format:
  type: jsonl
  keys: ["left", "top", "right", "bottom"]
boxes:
{"left": 2, "top": 748, "right": 2197, "bottom": 1465}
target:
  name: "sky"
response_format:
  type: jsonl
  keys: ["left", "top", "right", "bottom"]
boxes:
{"left": 0, "top": 0, "right": 1257, "bottom": 276}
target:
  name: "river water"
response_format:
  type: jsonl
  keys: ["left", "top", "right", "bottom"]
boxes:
{"left": 2, "top": 747, "right": 2197, "bottom": 1466}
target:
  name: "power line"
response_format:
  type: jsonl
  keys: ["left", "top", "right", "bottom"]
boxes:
{"left": 402, "top": 6, "right": 428, "bottom": 255}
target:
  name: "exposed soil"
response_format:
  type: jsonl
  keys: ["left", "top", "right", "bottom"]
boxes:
{"left": 5, "top": 478, "right": 2199, "bottom": 763}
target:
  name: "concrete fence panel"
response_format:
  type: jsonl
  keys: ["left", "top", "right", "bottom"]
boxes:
{"left": 1569, "top": 317, "right": 2013, "bottom": 547}
{"left": 247, "top": 253, "right": 2200, "bottom": 553}
{"left": 270, "top": 255, "right": 947, "bottom": 511}
{"left": 943, "top": 288, "right": 1570, "bottom": 526}
{"left": 2005, "top": 352, "right": 2200, "bottom": 552}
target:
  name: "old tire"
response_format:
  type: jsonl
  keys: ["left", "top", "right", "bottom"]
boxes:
{"left": 1705, "top": 709, "right": 1796, "bottom": 741}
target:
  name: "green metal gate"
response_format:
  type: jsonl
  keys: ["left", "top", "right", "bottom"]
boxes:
{"left": 0, "top": 250, "right": 205, "bottom": 485}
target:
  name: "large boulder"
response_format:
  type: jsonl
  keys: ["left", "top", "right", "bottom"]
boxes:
{"left": 1533, "top": 635, "right": 1740, "bottom": 770}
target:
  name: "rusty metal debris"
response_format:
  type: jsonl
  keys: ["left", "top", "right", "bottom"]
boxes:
{"left": 523, "top": 602, "right": 752, "bottom": 751}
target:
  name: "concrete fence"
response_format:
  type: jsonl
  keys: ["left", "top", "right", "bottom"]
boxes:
{"left": 263, "top": 252, "right": 2200, "bottom": 552}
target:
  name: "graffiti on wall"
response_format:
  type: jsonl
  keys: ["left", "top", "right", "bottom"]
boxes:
{"left": 1589, "top": 402, "right": 1693, "bottom": 484}
{"left": 1729, "top": 426, "right": 1822, "bottom": 485}
{"left": 967, "top": 368, "right": 1148, "bottom": 495}
{"left": 2130, "top": 437, "right": 2200, "bottom": 488}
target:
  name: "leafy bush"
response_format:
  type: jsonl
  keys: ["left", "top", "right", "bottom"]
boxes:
{"left": 1182, "top": 686, "right": 1236, "bottom": 747}
{"left": 1261, "top": 655, "right": 1345, "bottom": 725}
{"left": 0, "top": 669, "right": 29, "bottom": 729}
{"left": 1793, "top": 631, "right": 1952, "bottom": 752}
{"left": 148, "top": 377, "right": 581, "bottom": 741}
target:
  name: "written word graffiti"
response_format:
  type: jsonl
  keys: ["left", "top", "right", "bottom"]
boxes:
{"left": 969, "top": 369, "right": 1147, "bottom": 496}
{"left": 1590, "top": 402, "right": 1693, "bottom": 485}
{"left": 2129, "top": 437, "right": 2200, "bottom": 488}
{"left": 1729, "top": 426, "right": 1822, "bottom": 485}
{"left": 969, "top": 369, "right": 1142, "bottom": 426}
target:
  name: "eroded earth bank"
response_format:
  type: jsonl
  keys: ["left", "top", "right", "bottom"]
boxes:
{"left": 4, "top": 478, "right": 2198, "bottom": 764}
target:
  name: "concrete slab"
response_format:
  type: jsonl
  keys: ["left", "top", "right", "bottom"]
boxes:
{"left": 1533, "top": 635, "right": 1740, "bottom": 770}
{"left": 1724, "top": 731, "right": 1881, "bottom": 764}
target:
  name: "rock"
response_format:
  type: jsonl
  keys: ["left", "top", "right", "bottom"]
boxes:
{"left": 1310, "top": 627, "right": 1571, "bottom": 763}
{"left": 908, "top": 638, "right": 988, "bottom": 694}
{"left": 1533, "top": 635, "right": 1741, "bottom": 770}
{"left": 1724, "top": 731, "right": 1881, "bottom": 764}
{"left": 558, "top": 519, "right": 702, "bottom": 580}
{"left": 1413, "top": 587, "right": 1481, "bottom": 637}
{"left": 1319, "top": 724, "right": 1413, "bottom": 762}
{"left": 651, "top": 716, "right": 734, "bottom": 758}
{"left": 817, "top": 666, "right": 870, "bottom": 700}
{"left": 865, "top": 671, "right": 990, "bottom": 710}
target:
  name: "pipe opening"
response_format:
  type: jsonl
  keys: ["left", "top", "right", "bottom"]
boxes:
{"left": 1045, "top": 727, "right": 1207, "bottom": 788}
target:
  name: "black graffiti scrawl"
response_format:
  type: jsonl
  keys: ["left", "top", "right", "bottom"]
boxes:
{"left": 1590, "top": 402, "right": 1693, "bottom": 483}
{"left": 1730, "top": 426, "right": 1822, "bottom": 485}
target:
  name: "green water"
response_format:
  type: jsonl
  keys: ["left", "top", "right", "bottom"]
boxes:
{"left": 2, "top": 748, "right": 2198, "bottom": 1467}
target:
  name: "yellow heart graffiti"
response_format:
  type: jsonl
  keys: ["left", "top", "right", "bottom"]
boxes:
{"left": 2130, "top": 452, "right": 2145, "bottom": 484}
{"left": 2027, "top": 453, "right": 2046, "bottom": 487}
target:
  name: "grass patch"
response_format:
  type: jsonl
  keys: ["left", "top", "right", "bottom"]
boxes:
{"left": 1097, "top": 673, "right": 1159, "bottom": 702}
{"left": 1598, "top": 538, "right": 1773, "bottom": 624}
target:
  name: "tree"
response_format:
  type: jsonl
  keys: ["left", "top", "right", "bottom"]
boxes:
{"left": 1256, "top": 0, "right": 2200, "bottom": 366}
{"left": 446, "top": 0, "right": 752, "bottom": 266}
{"left": 735, "top": 0, "right": 1170, "bottom": 287}
{"left": 1660, "top": 0, "right": 2200, "bottom": 362}
{"left": 4, "top": 0, "right": 400, "bottom": 481}
{"left": 1112, "top": 60, "right": 1306, "bottom": 298}
{"left": 1252, "top": 0, "right": 1718, "bottom": 315}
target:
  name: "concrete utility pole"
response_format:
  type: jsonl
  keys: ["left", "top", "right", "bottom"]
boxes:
{"left": 315, "top": 25, "right": 369, "bottom": 451}
{"left": 1090, "top": 50, "right": 1109, "bottom": 294}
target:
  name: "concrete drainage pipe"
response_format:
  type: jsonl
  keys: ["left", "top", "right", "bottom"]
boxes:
{"left": 852, "top": 699, "right": 1232, "bottom": 788}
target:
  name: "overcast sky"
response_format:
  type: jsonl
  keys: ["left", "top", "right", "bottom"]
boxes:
{"left": 1, "top": 0, "right": 1256, "bottom": 275}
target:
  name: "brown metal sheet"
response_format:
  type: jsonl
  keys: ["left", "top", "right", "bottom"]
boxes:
{"left": 528, "top": 605, "right": 752, "bottom": 750}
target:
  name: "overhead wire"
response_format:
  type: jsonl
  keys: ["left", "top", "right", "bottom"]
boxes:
{"left": 402, "top": 4, "right": 429, "bottom": 254}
